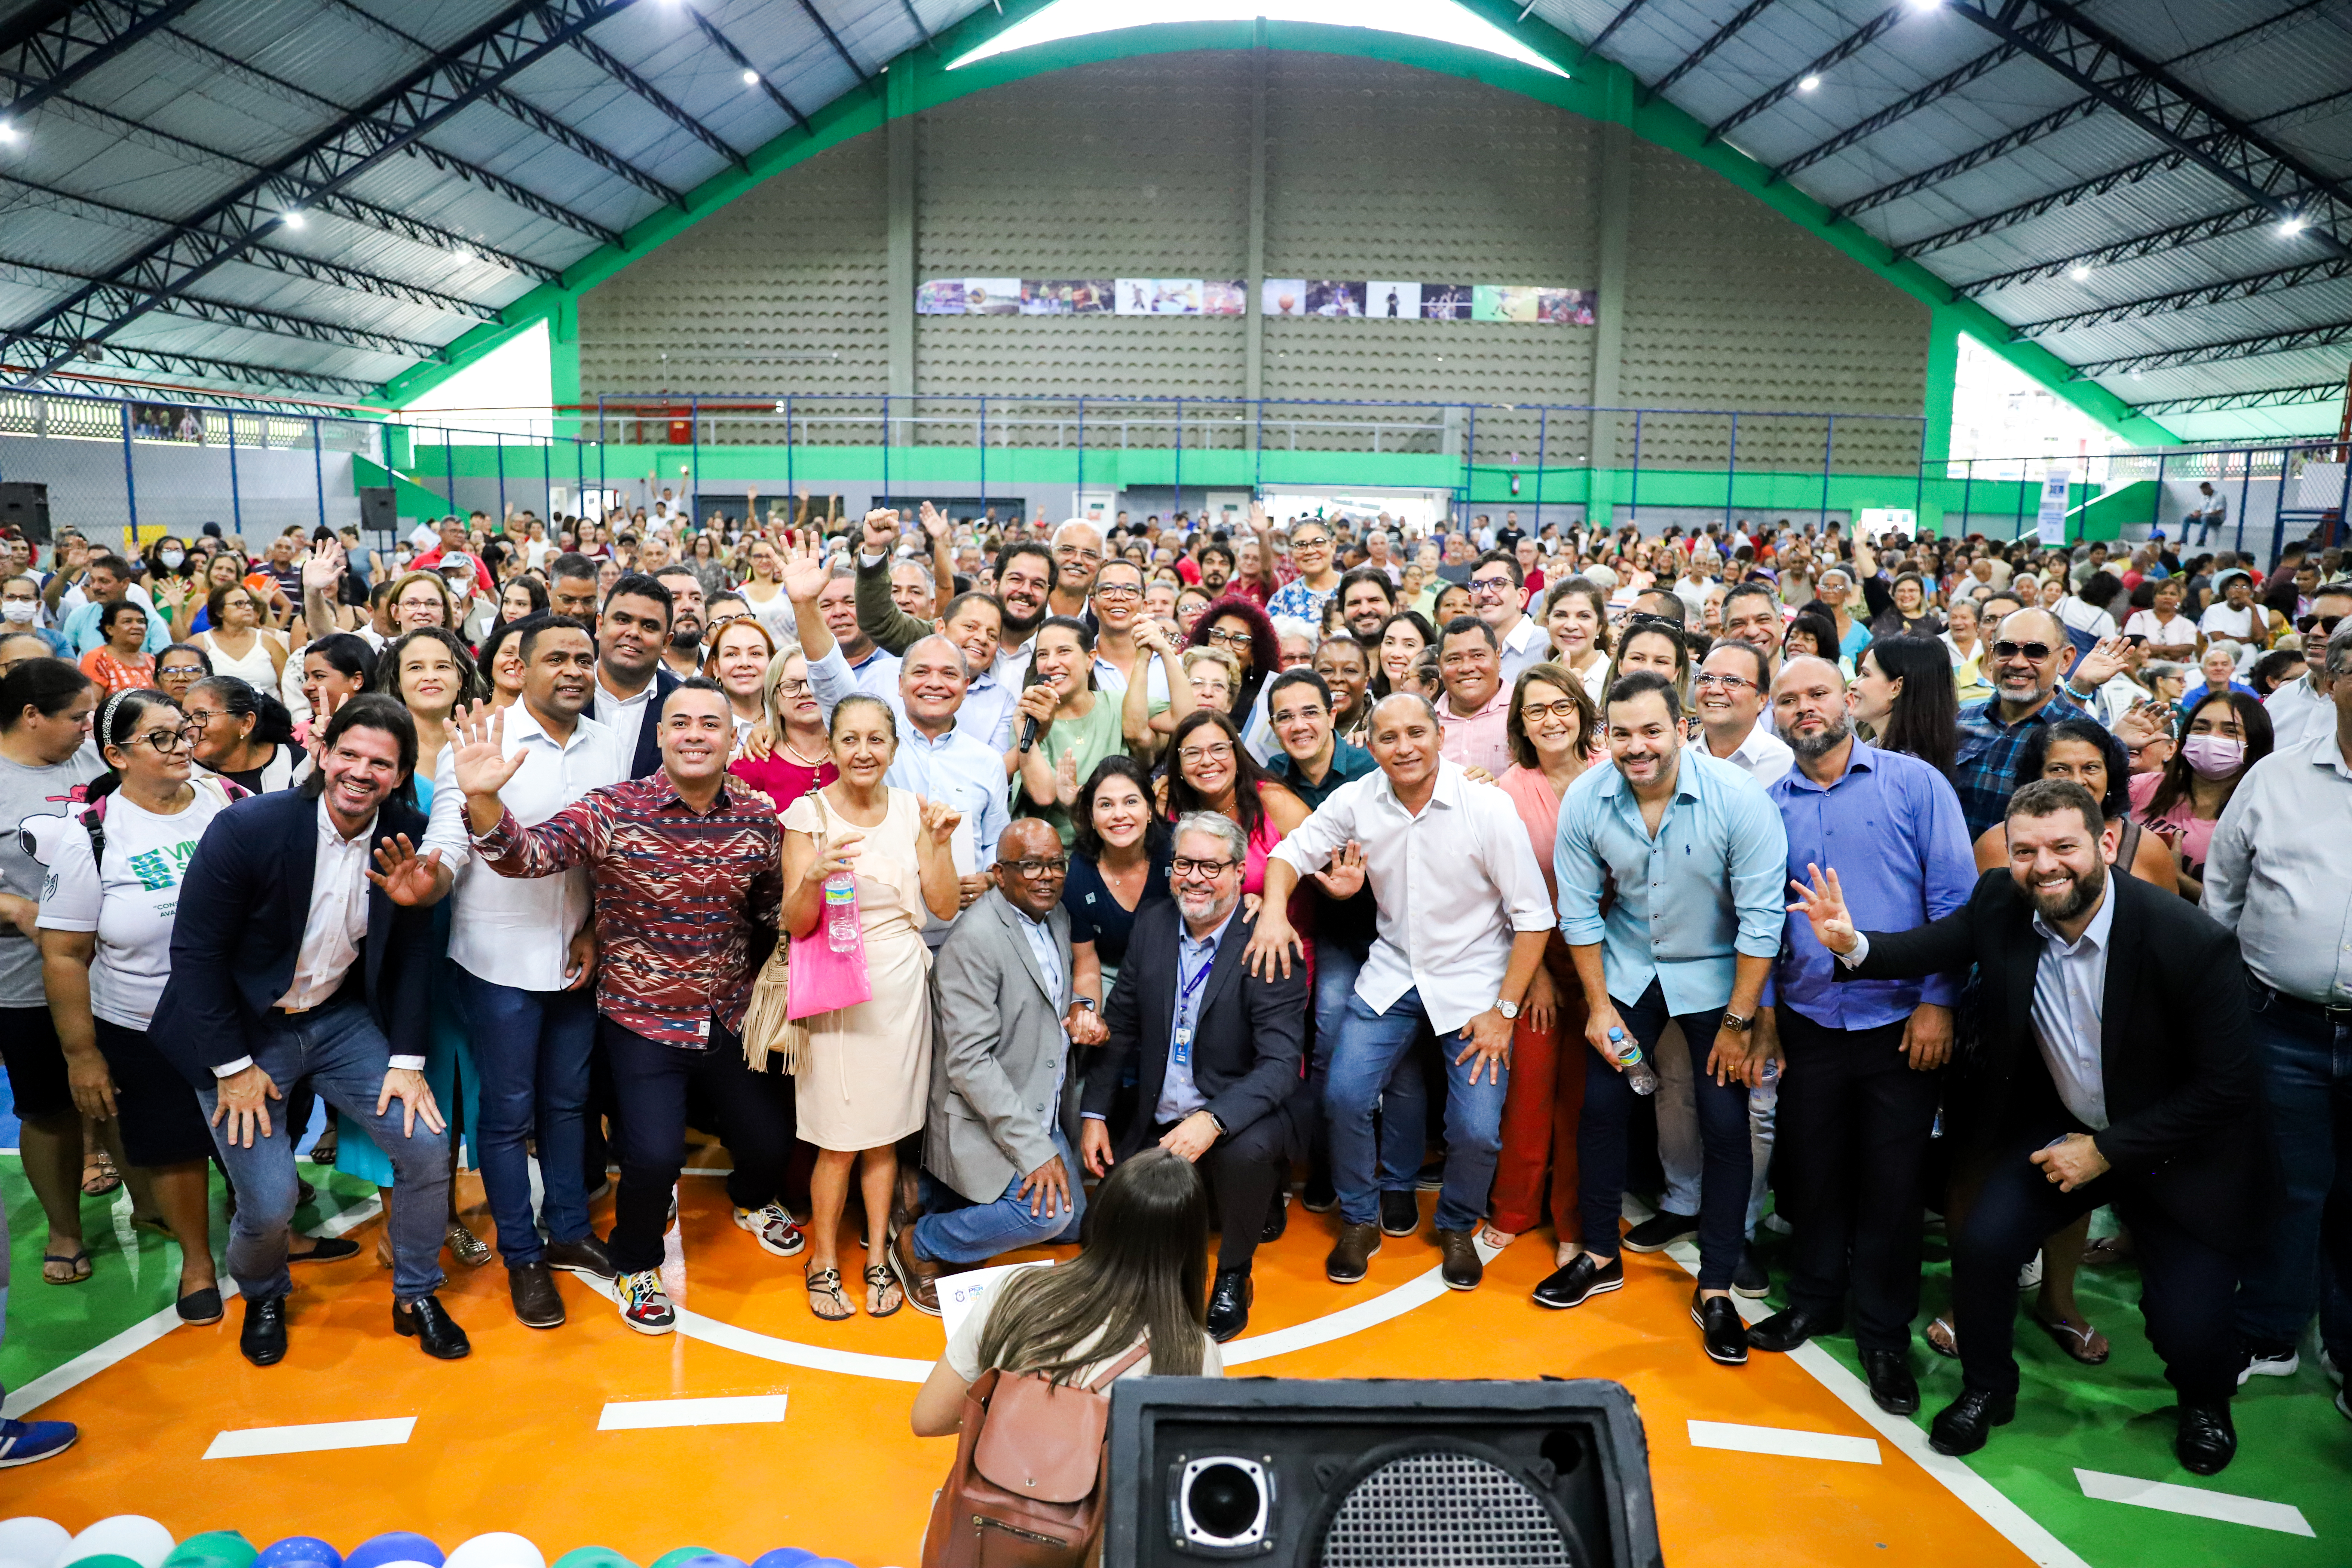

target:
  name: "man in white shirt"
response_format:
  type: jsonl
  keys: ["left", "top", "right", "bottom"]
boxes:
{"left": 593, "top": 573, "right": 681, "bottom": 779}
{"left": 2262, "top": 579, "right": 2351, "bottom": 753}
{"left": 1695, "top": 641, "right": 1792, "bottom": 787}
{"left": 2203, "top": 621, "right": 2352, "bottom": 1396}
{"left": 2197, "top": 570, "right": 2263, "bottom": 651}
{"left": 1253, "top": 693, "right": 1553, "bottom": 1293}
{"left": 428, "top": 620, "right": 625, "bottom": 1327}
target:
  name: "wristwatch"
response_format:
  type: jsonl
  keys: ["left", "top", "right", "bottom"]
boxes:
{"left": 1721, "top": 1011, "right": 1754, "bottom": 1034}
{"left": 1495, "top": 998, "right": 1520, "bottom": 1021}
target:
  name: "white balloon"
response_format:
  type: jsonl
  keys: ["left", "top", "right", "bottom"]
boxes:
{"left": 444, "top": 1539, "right": 542, "bottom": 1568}
{"left": 65, "top": 1519, "right": 175, "bottom": 1568}
{"left": 0, "top": 1519, "right": 72, "bottom": 1568}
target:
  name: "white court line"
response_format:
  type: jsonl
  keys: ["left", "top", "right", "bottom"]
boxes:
{"left": 2074, "top": 1469, "right": 2314, "bottom": 1537}
{"left": 599, "top": 1394, "right": 789, "bottom": 1430}
{"left": 2, "top": 1193, "right": 381, "bottom": 1420}
{"left": 205, "top": 1416, "right": 416, "bottom": 1459}
{"left": 1688, "top": 1419, "right": 1880, "bottom": 1465}
{"left": 1661, "top": 1236, "right": 2091, "bottom": 1568}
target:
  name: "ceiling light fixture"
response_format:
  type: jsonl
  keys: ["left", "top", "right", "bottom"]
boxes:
{"left": 1798, "top": 74, "right": 1821, "bottom": 92}
{"left": 0, "top": 121, "right": 19, "bottom": 144}
{"left": 280, "top": 209, "right": 305, "bottom": 229}
{"left": 2279, "top": 213, "right": 2307, "bottom": 236}
{"left": 743, "top": 69, "right": 759, "bottom": 84}
{"left": 2069, "top": 265, "right": 2091, "bottom": 280}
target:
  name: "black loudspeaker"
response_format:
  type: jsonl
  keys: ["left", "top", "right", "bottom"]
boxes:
{"left": 358, "top": 486, "right": 397, "bottom": 533}
{"left": 1106, "top": 1378, "right": 1661, "bottom": 1568}
{"left": 0, "top": 482, "right": 51, "bottom": 544}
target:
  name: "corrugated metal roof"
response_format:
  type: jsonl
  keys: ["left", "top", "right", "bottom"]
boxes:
{"left": 2, "top": 0, "right": 2346, "bottom": 430}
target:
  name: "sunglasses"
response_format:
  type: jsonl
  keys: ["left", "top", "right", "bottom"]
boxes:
{"left": 2297, "top": 612, "right": 2344, "bottom": 636}
{"left": 1991, "top": 640, "right": 2054, "bottom": 662}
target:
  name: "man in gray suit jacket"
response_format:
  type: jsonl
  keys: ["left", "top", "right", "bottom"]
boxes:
{"left": 891, "top": 818, "right": 1106, "bottom": 1315}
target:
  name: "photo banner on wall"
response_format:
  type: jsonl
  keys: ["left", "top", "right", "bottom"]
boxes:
{"left": 925, "top": 279, "right": 1593, "bottom": 324}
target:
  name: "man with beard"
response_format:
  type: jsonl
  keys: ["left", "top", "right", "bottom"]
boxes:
{"left": 1952, "top": 606, "right": 2090, "bottom": 839}
{"left": 1743, "top": 658, "right": 1973, "bottom": 1419}
{"left": 1080, "top": 813, "right": 1307, "bottom": 1341}
{"left": 1792, "top": 779, "right": 2261, "bottom": 1474}
{"left": 989, "top": 541, "right": 1057, "bottom": 694}
{"left": 1336, "top": 568, "right": 1397, "bottom": 640}
{"left": 1197, "top": 541, "right": 1237, "bottom": 599}
{"left": 653, "top": 564, "right": 706, "bottom": 681}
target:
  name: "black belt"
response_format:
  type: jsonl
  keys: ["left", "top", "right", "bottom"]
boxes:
{"left": 2268, "top": 987, "right": 2352, "bottom": 1026}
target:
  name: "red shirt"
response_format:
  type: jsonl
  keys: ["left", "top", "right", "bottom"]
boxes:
{"left": 475, "top": 773, "right": 782, "bottom": 1047}
{"left": 410, "top": 543, "right": 495, "bottom": 596}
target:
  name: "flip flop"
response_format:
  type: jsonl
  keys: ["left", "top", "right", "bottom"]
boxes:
{"left": 806, "top": 1266, "right": 855, "bottom": 1321}
{"left": 1925, "top": 1315, "right": 1958, "bottom": 1359}
{"left": 2081, "top": 1234, "right": 2135, "bottom": 1268}
{"left": 2033, "top": 1311, "right": 2110, "bottom": 1365}
{"left": 864, "top": 1263, "right": 903, "bottom": 1319}
{"left": 41, "top": 1250, "right": 92, "bottom": 1285}
{"left": 80, "top": 1152, "right": 121, "bottom": 1196}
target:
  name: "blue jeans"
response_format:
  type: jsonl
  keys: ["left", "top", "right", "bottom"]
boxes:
{"left": 1326, "top": 988, "right": 1504, "bottom": 1233}
{"left": 2233, "top": 987, "right": 2352, "bottom": 1360}
{"left": 1579, "top": 981, "right": 1750, "bottom": 1290}
{"left": 1299, "top": 942, "right": 1423, "bottom": 1188}
{"left": 913, "top": 1124, "right": 1086, "bottom": 1266}
{"left": 457, "top": 969, "right": 598, "bottom": 1266}
{"left": 198, "top": 995, "right": 450, "bottom": 1303}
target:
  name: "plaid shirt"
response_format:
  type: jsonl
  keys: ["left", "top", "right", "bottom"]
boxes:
{"left": 1953, "top": 689, "right": 2090, "bottom": 841}
{"left": 474, "top": 773, "right": 782, "bottom": 1047}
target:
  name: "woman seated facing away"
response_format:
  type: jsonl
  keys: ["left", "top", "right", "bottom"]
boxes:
{"left": 911, "top": 1149, "right": 1222, "bottom": 1438}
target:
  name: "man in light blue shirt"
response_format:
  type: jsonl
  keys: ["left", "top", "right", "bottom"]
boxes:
{"left": 1544, "top": 671, "right": 1786, "bottom": 1366}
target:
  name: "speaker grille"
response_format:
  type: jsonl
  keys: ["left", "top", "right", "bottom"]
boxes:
{"left": 1318, "top": 1450, "right": 1577, "bottom": 1568}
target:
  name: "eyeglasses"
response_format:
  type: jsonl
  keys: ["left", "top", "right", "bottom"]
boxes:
{"left": 1204, "top": 626, "right": 1253, "bottom": 648}
{"left": 1692, "top": 672, "right": 1756, "bottom": 692}
{"left": 1092, "top": 582, "right": 1141, "bottom": 600}
{"left": 773, "top": 678, "right": 811, "bottom": 698}
{"left": 1002, "top": 856, "right": 1069, "bottom": 879}
{"left": 1518, "top": 698, "right": 1583, "bottom": 722}
{"left": 1291, "top": 536, "right": 1332, "bottom": 552}
{"left": 1177, "top": 741, "right": 1234, "bottom": 767}
{"left": 1468, "top": 576, "right": 1515, "bottom": 597}
{"left": 1170, "top": 856, "right": 1238, "bottom": 879}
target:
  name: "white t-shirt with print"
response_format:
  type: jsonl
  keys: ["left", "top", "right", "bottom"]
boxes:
{"left": 37, "top": 783, "right": 237, "bottom": 1029}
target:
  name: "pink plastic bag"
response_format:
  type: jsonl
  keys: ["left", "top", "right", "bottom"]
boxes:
{"left": 787, "top": 920, "right": 873, "bottom": 1019}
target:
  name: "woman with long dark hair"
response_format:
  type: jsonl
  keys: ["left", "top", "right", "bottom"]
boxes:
{"left": 1370, "top": 609, "right": 1436, "bottom": 701}
{"left": 1158, "top": 709, "right": 1308, "bottom": 898}
{"left": 185, "top": 675, "right": 301, "bottom": 793}
{"left": 1065, "top": 755, "right": 1172, "bottom": 1007}
{"left": 1184, "top": 596, "right": 1281, "bottom": 734}
{"left": 1847, "top": 635, "right": 1960, "bottom": 778}
{"left": 488, "top": 573, "right": 548, "bottom": 643}
{"left": 2130, "top": 687, "right": 2274, "bottom": 899}
{"left": 1012, "top": 616, "right": 1130, "bottom": 845}
{"left": 911, "top": 1147, "right": 1217, "bottom": 1438}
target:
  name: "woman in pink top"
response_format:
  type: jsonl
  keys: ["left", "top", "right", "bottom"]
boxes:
{"left": 730, "top": 643, "right": 838, "bottom": 812}
{"left": 2128, "top": 687, "right": 2274, "bottom": 901}
{"left": 1483, "top": 662, "right": 1600, "bottom": 1268}
{"left": 1158, "top": 709, "right": 1315, "bottom": 985}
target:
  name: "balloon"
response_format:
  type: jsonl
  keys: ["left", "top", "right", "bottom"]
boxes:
{"left": 164, "top": 1534, "right": 256, "bottom": 1568}
{"left": 342, "top": 1538, "right": 441, "bottom": 1568}
{"left": 545, "top": 1553, "right": 631, "bottom": 1568}
{"left": 644, "top": 1553, "right": 729, "bottom": 1568}
{"left": 253, "top": 1543, "right": 338, "bottom": 1568}
{"left": 0, "top": 1519, "right": 73, "bottom": 1568}
{"left": 749, "top": 1552, "right": 815, "bottom": 1568}
{"left": 442, "top": 1539, "right": 539, "bottom": 1568}
{"left": 66, "top": 1520, "right": 175, "bottom": 1568}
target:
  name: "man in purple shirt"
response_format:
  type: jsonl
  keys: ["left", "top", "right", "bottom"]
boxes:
{"left": 1746, "top": 657, "right": 1975, "bottom": 1417}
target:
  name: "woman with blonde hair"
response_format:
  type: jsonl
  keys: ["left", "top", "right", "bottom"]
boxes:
{"left": 730, "top": 641, "right": 836, "bottom": 811}
{"left": 703, "top": 616, "right": 778, "bottom": 751}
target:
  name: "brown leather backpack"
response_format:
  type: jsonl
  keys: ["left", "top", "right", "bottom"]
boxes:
{"left": 921, "top": 1341, "right": 1151, "bottom": 1568}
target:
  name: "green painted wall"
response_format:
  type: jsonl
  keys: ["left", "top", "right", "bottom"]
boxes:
{"left": 372, "top": 3, "right": 2180, "bottom": 452}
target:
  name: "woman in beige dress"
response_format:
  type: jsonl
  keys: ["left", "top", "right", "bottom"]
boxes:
{"left": 779, "top": 695, "right": 963, "bottom": 1320}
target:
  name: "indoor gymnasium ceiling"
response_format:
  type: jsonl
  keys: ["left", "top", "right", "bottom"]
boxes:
{"left": 0, "top": 0, "right": 2347, "bottom": 436}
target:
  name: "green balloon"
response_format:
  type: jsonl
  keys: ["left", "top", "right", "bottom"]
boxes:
{"left": 62, "top": 1555, "right": 147, "bottom": 1568}
{"left": 646, "top": 1551, "right": 717, "bottom": 1568}
{"left": 550, "top": 1551, "right": 639, "bottom": 1568}
{"left": 166, "top": 1534, "right": 259, "bottom": 1568}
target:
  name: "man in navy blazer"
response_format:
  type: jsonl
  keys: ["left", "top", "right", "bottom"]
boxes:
{"left": 153, "top": 695, "right": 472, "bottom": 1366}
{"left": 592, "top": 572, "right": 683, "bottom": 779}
{"left": 1080, "top": 813, "right": 1307, "bottom": 1341}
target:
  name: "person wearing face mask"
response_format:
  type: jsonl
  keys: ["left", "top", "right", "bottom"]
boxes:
{"left": 2129, "top": 689, "right": 2274, "bottom": 900}
{"left": 1, "top": 576, "right": 62, "bottom": 655}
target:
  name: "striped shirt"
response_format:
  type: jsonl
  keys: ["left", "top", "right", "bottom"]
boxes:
{"left": 473, "top": 773, "right": 782, "bottom": 1047}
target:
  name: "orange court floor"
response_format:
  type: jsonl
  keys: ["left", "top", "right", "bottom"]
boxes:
{"left": 6, "top": 1167, "right": 2068, "bottom": 1568}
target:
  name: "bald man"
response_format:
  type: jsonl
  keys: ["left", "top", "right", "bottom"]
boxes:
{"left": 1952, "top": 607, "right": 2092, "bottom": 839}
{"left": 1048, "top": 520, "right": 1104, "bottom": 620}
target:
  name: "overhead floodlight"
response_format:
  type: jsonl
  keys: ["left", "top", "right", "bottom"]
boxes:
{"left": 0, "top": 121, "right": 19, "bottom": 144}
{"left": 2279, "top": 213, "right": 2307, "bottom": 236}
{"left": 2069, "top": 265, "right": 2091, "bottom": 281}
{"left": 1798, "top": 74, "right": 1820, "bottom": 92}
{"left": 949, "top": 0, "right": 1568, "bottom": 77}
{"left": 743, "top": 68, "right": 760, "bottom": 84}
{"left": 280, "top": 209, "right": 306, "bottom": 229}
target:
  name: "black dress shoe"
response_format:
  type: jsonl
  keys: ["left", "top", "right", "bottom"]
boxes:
{"left": 1207, "top": 1268, "right": 1253, "bottom": 1342}
{"left": 1378, "top": 1190, "right": 1420, "bottom": 1237}
{"left": 1532, "top": 1253, "right": 1623, "bottom": 1310}
{"left": 1928, "top": 1387, "right": 2016, "bottom": 1456}
{"left": 1301, "top": 1170, "right": 1337, "bottom": 1213}
{"left": 1690, "top": 1289, "right": 1749, "bottom": 1365}
{"left": 508, "top": 1261, "right": 565, "bottom": 1329}
{"left": 543, "top": 1233, "right": 616, "bottom": 1281}
{"left": 1860, "top": 1349, "right": 1920, "bottom": 1415}
{"left": 1434, "top": 1228, "right": 1482, "bottom": 1291}
{"left": 1260, "top": 1191, "right": 1288, "bottom": 1244}
{"left": 1731, "top": 1242, "right": 1770, "bottom": 1299}
{"left": 1747, "top": 1308, "right": 1836, "bottom": 1354}
{"left": 240, "top": 1294, "right": 288, "bottom": 1366}
{"left": 1623, "top": 1211, "right": 1698, "bottom": 1253}
{"left": 393, "top": 1293, "right": 472, "bottom": 1360}
{"left": 2174, "top": 1399, "right": 2236, "bottom": 1476}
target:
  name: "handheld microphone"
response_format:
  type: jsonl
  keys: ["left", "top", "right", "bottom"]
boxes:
{"left": 1017, "top": 661, "right": 1045, "bottom": 753}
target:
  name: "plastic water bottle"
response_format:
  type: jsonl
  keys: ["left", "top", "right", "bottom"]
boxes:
{"left": 1750, "top": 1058, "right": 1780, "bottom": 1112}
{"left": 1609, "top": 1027, "right": 1659, "bottom": 1096}
{"left": 824, "top": 868, "right": 860, "bottom": 952}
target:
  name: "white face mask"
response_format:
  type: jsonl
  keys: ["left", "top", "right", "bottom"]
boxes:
{"left": 1, "top": 599, "right": 37, "bottom": 624}
{"left": 159, "top": 549, "right": 185, "bottom": 570}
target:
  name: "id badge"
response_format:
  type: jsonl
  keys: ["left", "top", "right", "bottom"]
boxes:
{"left": 1172, "top": 1025, "right": 1193, "bottom": 1066}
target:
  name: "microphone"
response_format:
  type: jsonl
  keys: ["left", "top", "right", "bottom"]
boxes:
{"left": 1018, "top": 712, "right": 1040, "bottom": 753}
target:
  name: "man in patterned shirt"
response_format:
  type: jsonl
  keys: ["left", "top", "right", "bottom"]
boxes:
{"left": 1953, "top": 607, "right": 2090, "bottom": 840}
{"left": 453, "top": 677, "right": 792, "bottom": 1336}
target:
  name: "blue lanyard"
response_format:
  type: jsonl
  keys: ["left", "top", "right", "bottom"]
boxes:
{"left": 1177, "top": 941, "right": 1217, "bottom": 1012}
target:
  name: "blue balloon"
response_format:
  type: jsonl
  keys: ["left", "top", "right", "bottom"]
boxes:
{"left": 750, "top": 1552, "right": 815, "bottom": 1568}
{"left": 663, "top": 1555, "right": 744, "bottom": 1568}
{"left": 344, "top": 1537, "right": 441, "bottom": 1568}
{"left": 255, "top": 1542, "right": 341, "bottom": 1568}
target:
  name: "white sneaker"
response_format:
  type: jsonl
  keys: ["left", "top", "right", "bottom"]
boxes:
{"left": 2016, "top": 1251, "right": 2044, "bottom": 1291}
{"left": 2236, "top": 1344, "right": 2298, "bottom": 1385}
{"left": 616, "top": 1269, "right": 675, "bottom": 1335}
{"left": 734, "top": 1202, "right": 807, "bottom": 1257}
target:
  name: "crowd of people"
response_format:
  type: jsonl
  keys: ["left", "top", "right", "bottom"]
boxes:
{"left": 0, "top": 493, "right": 2344, "bottom": 1482}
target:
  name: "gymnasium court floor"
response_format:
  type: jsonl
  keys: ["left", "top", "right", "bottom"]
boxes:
{"left": 5, "top": 1145, "right": 2344, "bottom": 1568}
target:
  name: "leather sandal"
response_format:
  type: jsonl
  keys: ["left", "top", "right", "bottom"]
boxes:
{"left": 864, "top": 1263, "right": 903, "bottom": 1319}
{"left": 81, "top": 1151, "right": 122, "bottom": 1196}
{"left": 805, "top": 1265, "right": 854, "bottom": 1321}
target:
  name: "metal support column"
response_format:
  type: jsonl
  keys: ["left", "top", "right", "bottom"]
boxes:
{"left": 312, "top": 418, "right": 325, "bottom": 534}
{"left": 1076, "top": 397, "right": 1085, "bottom": 498}
{"left": 1959, "top": 456, "right": 1974, "bottom": 537}
{"left": 1629, "top": 412, "right": 1642, "bottom": 526}
{"left": 1534, "top": 409, "right": 1547, "bottom": 525}
{"left": 1174, "top": 398, "right": 1184, "bottom": 517}
{"left": 881, "top": 394, "right": 891, "bottom": 503}
{"left": 2152, "top": 452, "right": 2167, "bottom": 535}
{"left": 2238, "top": 443, "right": 2255, "bottom": 554}
{"left": 690, "top": 394, "right": 701, "bottom": 524}
{"left": 496, "top": 431, "right": 507, "bottom": 521}
{"left": 1726, "top": 413, "right": 1738, "bottom": 530}
{"left": 785, "top": 396, "right": 795, "bottom": 502}
{"left": 1463, "top": 407, "right": 1478, "bottom": 528}
{"left": 445, "top": 423, "right": 456, "bottom": 512}
{"left": 120, "top": 403, "right": 138, "bottom": 542}
{"left": 227, "top": 409, "right": 243, "bottom": 536}
{"left": 1820, "top": 415, "right": 1834, "bottom": 531}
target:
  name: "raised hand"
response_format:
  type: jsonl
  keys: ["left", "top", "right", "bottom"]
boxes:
{"left": 917, "top": 501, "right": 948, "bottom": 542}
{"left": 860, "top": 508, "right": 900, "bottom": 556}
{"left": 2070, "top": 634, "right": 2129, "bottom": 692}
{"left": 366, "top": 833, "right": 446, "bottom": 906}
{"left": 919, "top": 796, "right": 963, "bottom": 846}
{"left": 1311, "top": 839, "right": 1366, "bottom": 899}
{"left": 1786, "top": 862, "right": 1858, "bottom": 955}
{"left": 450, "top": 700, "right": 527, "bottom": 800}
{"left": 778, "top": 534, "right": 830, "bottom": 604}
{"left": 301, "top": 536, "right": 347, "bottom": 589}
{"left": 1055, "top": 747, "right": 1079, "bottom": 804}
